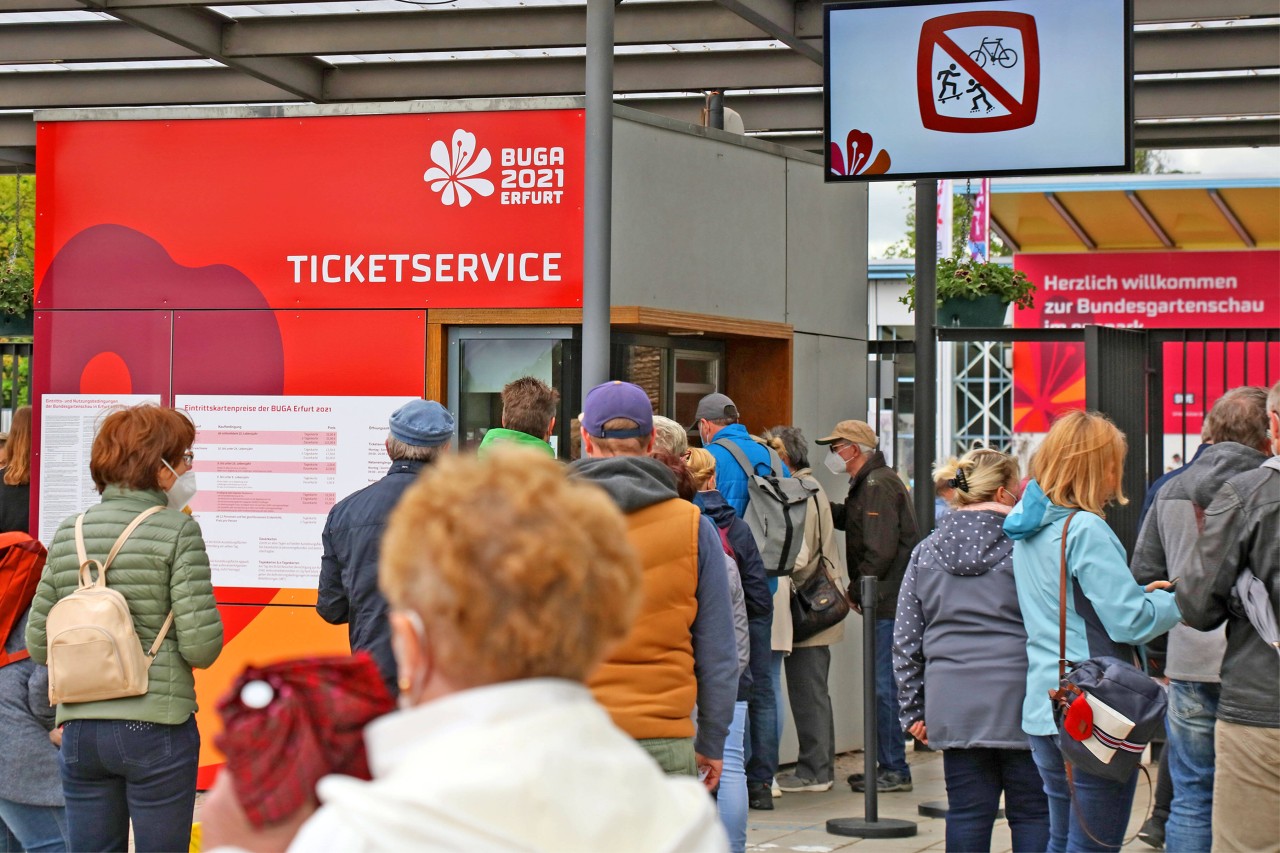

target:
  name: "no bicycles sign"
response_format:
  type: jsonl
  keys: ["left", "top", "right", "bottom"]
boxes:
{"left": 824, "top": 0, "right": 1132, "bottom": 181}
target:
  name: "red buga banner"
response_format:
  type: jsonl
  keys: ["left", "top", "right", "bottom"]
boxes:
{"left": 35, "top": 109, "right": 585, "bottom": 310}
{"left": 1011, "top": 251, "right": 1280, "bottom": 433}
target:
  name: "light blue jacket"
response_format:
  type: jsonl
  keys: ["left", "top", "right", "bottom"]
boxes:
{"left": 1003, "top": 480, "right": 1182, "bottom": 736}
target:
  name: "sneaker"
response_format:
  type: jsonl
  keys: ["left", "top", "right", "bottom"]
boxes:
{"left": 1137, "top": 816, "right": 1166, "bottom": 850}
{"left": 850, "top": 771, "right": 913, "bottom": 793}
{"left": 776, "top": 773, "right": 834, "bottom": 793}
{"left": 747, "top": 782, "right": 774, "bottom": 811}
{"left": 771, "top": 779, "right": 782, "bottom": 798}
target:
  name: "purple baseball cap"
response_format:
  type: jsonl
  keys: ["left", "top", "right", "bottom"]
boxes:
{"left": 582, "top": 381, "right": 655, "bottom": 439}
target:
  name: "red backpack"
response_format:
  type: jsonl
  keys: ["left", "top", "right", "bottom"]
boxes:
{"left": 0, "top": 531, "right": 48, "bottom": 667}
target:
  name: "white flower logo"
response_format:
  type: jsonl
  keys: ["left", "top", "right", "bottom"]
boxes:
{"left": 423, "top": 129, "right": 494, "bottom": 208}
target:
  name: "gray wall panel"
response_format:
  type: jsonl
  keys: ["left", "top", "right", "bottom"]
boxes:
{"left": 785, "top": 162, "right": 868, "bottom": 340}
{"left": 779, "top": 333, "right": 869, "bottom": 761}
{"left": 610, "top": 118, "right": 788, "bottom": 321}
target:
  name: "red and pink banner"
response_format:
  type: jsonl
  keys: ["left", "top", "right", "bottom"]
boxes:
{"left": 1012, "top": 251, "right": 1280, "bottom": 433}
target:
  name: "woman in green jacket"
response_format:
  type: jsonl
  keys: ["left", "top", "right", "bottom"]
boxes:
{"left": 26, "top": 404, "right": 223, "bottom": 853}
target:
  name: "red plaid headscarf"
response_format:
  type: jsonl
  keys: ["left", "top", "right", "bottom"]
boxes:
{"left": 216, "top": 654, "right": 395, "bottom": 827}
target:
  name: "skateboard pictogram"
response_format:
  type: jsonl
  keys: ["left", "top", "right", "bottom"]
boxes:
{"left": 916, "top": 11, "right": 1040, "bottom": 133}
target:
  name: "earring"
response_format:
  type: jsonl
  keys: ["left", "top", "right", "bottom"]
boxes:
{"left": 398, "top": 676, "right": 411, "bottom": 693}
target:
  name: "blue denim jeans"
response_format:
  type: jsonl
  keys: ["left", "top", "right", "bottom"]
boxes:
{"left": 60, "top": 717, "right": 200, "bottom": 853}
{"left": 1165, "top": 680, "right": 1219, "bottom": 853}
{"left": 875, "top": 619, "right": 909, "bottom": 777}
{"left": 717, "top": 701, "right": 749, "bottom": 853}
{"left": 0, "top": 799, "right": 68, "bottom": 853}
{"left": 943, "top": 748, "right": 1049, "bottom": 853}
{"left": 745, "top": 616, "right": 778, "bottom": 786}
{"left": 1029, "top": 734, "right": 1138, "bottom": 852}
{"left": 771, "top": 651, "right": 785, "bottom": 745}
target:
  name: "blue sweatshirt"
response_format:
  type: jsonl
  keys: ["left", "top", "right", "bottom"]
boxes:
{"left": 1003, "top": 480, "right": 1182, "bottom": 736}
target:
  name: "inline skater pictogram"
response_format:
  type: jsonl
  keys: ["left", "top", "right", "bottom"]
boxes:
{"left": 966, "top": 79, "right": 994, "bottom": 113}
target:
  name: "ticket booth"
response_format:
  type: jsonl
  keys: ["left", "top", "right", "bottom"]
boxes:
{"left": 32, "top": 99, "right": 865, "bottom": 782}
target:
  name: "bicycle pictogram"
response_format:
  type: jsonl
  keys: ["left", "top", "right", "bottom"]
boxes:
{"left": 968, "top": 36, "right": 1018, "bottom": 69}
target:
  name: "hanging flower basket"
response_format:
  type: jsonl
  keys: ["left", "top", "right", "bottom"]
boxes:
{"left": 900, "top": 257, "right": 1035, "bottom": 328}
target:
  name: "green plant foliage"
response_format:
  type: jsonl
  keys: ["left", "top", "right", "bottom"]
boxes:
{"left": 0, "top": 175, "right": 34, "bottom": 319}
{"left": 1, "top": 354, "right": 30, "bottom": 408}
{"left": 900, "top": 256, "right": 1036, "bottom": 312}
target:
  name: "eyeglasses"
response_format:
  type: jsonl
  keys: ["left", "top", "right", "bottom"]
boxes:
{"left": 181, "top": 452, "right": 195, "bottom": 465}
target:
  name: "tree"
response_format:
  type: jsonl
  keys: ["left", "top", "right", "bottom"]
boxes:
{"left": 1133, "top": 149, "right": 1182, "bottom": 175}
{"left": 0, "top": 175, "right": 36, "bottom": 318}
{"left": 882, "top": 181, "right": 1012, "bottom": 258}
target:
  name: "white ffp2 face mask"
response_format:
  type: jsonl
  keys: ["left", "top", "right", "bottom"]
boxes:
{"left": 824, "top": 449, "right": 848, "bottom": 476}
{"left": 161, "top": 459, "right": 198, "bottom": 510}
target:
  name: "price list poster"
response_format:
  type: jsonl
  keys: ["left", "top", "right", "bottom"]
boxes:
{"left": 38, "top": 394, "right": 162, "bottom": 542}
{"left": 175, "top": 395, "right": 416, "bottom": 594}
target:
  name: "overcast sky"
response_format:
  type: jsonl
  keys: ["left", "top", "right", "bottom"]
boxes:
{"left": 867, "top": 146, "right": 1280, "bottom": 258}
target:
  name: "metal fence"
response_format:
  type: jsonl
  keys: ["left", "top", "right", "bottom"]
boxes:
{"left": 0, "top": 341, "right": 31, "bottom": 429}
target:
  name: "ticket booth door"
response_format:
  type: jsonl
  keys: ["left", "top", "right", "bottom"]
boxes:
{"left": 447, "top": 326, "right": 577, "bottom": 456}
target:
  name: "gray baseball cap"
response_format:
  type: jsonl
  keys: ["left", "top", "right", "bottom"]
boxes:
{"left": 690, "top": 393, "right": 739, "bottom": 428}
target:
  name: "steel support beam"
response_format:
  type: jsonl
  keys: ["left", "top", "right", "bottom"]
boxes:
{"left": 1208, "top": 188, "right": 1257, "bottom": 247}
{"left": 0, "top": 115, "right": 36, "bottom": 149}
{"left": 325, "top": 50, "right": 822, "bottom": 101}
{"left": 913, "top": 180, "right": 939, "bottom": 539}
{"left": 223, "top": 3, "right": 766, "bottom": 58}
{"left": 582, "top": 0, "right": 613, "bottom": 394}
{"left": 1135, "top": 24, "right": 1280, "bottom": 74}
{"left": 1133, "top": 0, "right": 1280, "bottom": 24}
{"left": 712, "top": 0, "right": 821, "bottom": 62}
{"left": 1045, "top": 192, "right": 1098, "bottom": 250}
{"left": 76, "top": 0, "right": 327, "bottom": 102}
{"left": 989, "top": 214, "right": 1021, "bottom": 254}
{"left": 0, "top": 67, "right": 291, "bottom": 109}
{"left": 1135, "top": 118, "right": 1280, "bottom": 148}
{"left": 0, "top": 22, "right": 197, "bottom": 64}
{"left": 1126, "top": 191, "right": 1176, "bottom": 247}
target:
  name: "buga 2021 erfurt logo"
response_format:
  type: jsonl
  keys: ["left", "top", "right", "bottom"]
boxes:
{"left": 424, "top": 129, "right": 567, "bottom": 208}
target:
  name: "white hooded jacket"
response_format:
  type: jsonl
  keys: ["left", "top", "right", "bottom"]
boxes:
{"left": 289, "top": 678, "right": 728, "bottom": 853}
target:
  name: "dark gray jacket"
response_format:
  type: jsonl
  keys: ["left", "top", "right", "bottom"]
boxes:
{"left": 0, "top": 610, "right": 63, "bottom": 807}
{"left": 1178, "top": 458, "right": 1280, "bottom": 728}
{"left": 318, "top": 459, "right": 428, "bottom": 697}
{"left": 893, "top": 506, "right": 1031, "bottom": 750}
{"left": 1132, "top": 442, "right": 1265, "bottom": 682}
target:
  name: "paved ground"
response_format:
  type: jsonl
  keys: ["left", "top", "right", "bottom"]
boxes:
{"left": 749, "top": 749, "right": 1160, "bottom": 852}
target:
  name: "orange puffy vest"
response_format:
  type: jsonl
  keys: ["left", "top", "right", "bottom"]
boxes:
{"left": 589, "top": 498, "right": 700, "bottom": 741}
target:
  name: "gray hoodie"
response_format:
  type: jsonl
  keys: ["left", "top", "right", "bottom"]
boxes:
{"left": 893, "top": 506, "right": 1031, "bottom": 750}
{"left": 0, "top": 610, "right": 64, "bottom": 807}
{"left": 1131, "top": 441, "right": 1266, "bottom": 682}
{"left": 571, "top": 456, "right": 737, "bottom": 761}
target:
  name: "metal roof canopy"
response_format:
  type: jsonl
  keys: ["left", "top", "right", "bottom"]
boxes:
{"left": 0, "top": 0, "right": 1278, "bottom": 171}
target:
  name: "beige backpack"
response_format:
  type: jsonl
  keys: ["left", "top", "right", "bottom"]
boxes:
{"left": 46, "top": 506, "right": 173, "bottom": 705}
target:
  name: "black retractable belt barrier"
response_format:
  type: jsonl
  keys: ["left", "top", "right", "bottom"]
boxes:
{"left": 827, "top": 577, "right": 917, "bottom": 839}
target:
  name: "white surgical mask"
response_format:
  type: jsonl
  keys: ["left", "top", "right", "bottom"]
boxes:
{"left": 824, "top": 448, "right": 848, "bottom": 476}
{"left": 161, "top": 459, "right": 198, "bottom": 510}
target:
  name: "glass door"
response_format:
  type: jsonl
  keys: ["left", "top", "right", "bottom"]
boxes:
{"left": 447, "top": 326, "right": 575, "bottom": 456}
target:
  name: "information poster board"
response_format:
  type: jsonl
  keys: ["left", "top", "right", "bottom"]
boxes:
{"left": 176, "top": 395, "right": 417, "bottom": 590}
{"left": 825, "top": 0, "right": 1132, "bottom": 180}
{"left": 38, "top": 394, "right": 161, "bottom": 542}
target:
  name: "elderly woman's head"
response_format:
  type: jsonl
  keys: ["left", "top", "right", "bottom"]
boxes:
{"left": 1031, "top": 409, "right": 1128, "bottom": 516}
{"left": 380, "top": 451, "right": 641, "bottom": 705}
{"left": 90, "top": 404, "right": 196, "bottom": 495}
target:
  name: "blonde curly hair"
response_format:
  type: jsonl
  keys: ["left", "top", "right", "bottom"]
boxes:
{"left": 379, "top": 450, "right": 641, "bottom": 686}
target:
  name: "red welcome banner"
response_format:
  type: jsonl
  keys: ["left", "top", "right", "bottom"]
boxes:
{"left": 1012, "top": 251, "right": 1280, "bottom": 433}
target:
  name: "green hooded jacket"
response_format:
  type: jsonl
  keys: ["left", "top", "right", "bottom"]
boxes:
{"left": 26, "top": 487, "right": 224, "bottom": 725}
{"left": 476, "top": 427, "right": 556, "bottom": 459}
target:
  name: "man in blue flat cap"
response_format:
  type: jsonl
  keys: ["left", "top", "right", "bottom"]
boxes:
{"left": 317, "top": 399, "right": 455, "bottom": 695}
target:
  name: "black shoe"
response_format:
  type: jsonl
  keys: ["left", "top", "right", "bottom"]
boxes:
{"left": 1138, "top": 816, "right": 1165, "bottom": 850}
{"left": 747, "top": 781, "right": 774, "bottom": 810}
{"left": 846, "top": 771, "right": 867, "bottom": 791}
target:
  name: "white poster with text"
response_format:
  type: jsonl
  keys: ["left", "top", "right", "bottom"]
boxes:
{"left": 39, "top": 394, "right": 162, "bottom": 543}
{"left": 175, "top": 395, "right": 417, "bottom": 589}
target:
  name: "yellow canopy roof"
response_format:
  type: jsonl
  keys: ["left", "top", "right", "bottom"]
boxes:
{"left": 991, "top": 176, "right": 1280, "bottom": 253}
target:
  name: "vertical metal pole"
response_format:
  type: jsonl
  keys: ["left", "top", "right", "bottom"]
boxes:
{"left": 708, "top": 90, "right": 725, "bottom": 130}
{"left": 861, "top": 575, "right": 879, "bottom": 823}
{"left": 582, "top": 0, "right": 614, "bottom": 393}
{"left": 914, "top": 180, "right": 938, "bottom": 536}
